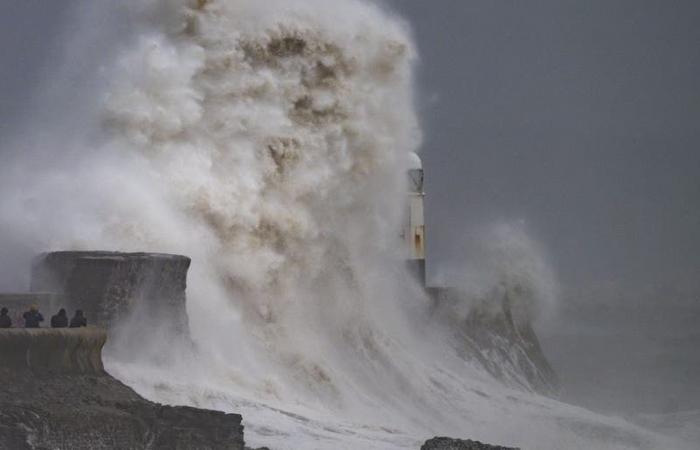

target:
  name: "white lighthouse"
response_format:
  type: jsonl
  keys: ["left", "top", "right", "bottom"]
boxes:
{"left": 405, "top": 152, "right": 426, "bottom": 285}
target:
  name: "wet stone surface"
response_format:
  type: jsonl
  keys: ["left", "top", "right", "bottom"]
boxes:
{"left": 422, "top": 437, "right": 520, "bottom": 450}
{"left": 0, "top": 328, "right": 245, "bottom": 450}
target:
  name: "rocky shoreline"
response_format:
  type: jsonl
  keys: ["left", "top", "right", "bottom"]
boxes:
{"left": 0, "top": 328, "right": 246, "bottom": 450}
{"left": 421, "top": 437, "right": 519, "bottom": 450}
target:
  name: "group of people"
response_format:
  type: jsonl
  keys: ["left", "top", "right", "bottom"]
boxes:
{"left": 0, "top": 305, "right": 87, "bottom": 329}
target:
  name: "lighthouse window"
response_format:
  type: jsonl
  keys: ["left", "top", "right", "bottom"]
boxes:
{"left": 408, "top": 169, "right": 423, "bottom": 192}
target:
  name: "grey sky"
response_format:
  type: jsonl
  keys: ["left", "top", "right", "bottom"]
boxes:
{"left": 0, "top": 1, "right": 70, "bottom": 133}
{"left": 389, "top": 0, "right": 700, "bottom": 413}
{"left": 1, "top": 0, "right": 699, "bottom": 414}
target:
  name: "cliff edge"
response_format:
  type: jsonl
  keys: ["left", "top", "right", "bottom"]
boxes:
{"left": 0, "top": 328, "right": 245, "bottom": 450}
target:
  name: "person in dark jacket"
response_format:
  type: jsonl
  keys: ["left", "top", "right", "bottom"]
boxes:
{"left": 23, "top": 305, "right": 44, "bottom": 328}
{"left": 0, "top": 308, "right": 11, "bottom": 328}
{"left": 69, "top": 310, "right": 87, "bottom": 328}
{"left": 51, "top": 308, "right": 69, "bottom": 328}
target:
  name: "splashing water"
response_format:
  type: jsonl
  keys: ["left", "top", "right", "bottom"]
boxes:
{"left": 0, "top": 1, "right": 694, "bottom": 449}
{"left": 99, "top": 0, "right": 432, "bottom": 420}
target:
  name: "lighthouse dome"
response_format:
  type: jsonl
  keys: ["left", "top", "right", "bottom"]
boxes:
{"left": 407, "top": 152, "right": 422, "bottom": 170}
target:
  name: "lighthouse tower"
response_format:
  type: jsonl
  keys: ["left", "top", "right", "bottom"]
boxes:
{"left": 405, "top": 152, "right": 426, "bottom": 285}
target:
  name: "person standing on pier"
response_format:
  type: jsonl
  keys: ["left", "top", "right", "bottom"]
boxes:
{"left": 23, "top": 305, "right": 44, "bottom": 328}
{"left": 0, "top": 308, "right": 11, "bottom": 328}
{"left": 51, "top": 308, "right": 69, "bottom": 328}
{"left": 69, "top": 310, "right": 87, "bottom": 328}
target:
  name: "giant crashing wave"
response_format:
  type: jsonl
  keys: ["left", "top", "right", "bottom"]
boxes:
{"left": 0, "top": 0, "right": 693, "bottom": 449}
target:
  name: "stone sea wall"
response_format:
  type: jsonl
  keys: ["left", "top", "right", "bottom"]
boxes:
{"left": 30, "top": 251, "right": 190, "bottom": 336}
{"left": 0, "top": 328, "right": 106, "bottom": 374}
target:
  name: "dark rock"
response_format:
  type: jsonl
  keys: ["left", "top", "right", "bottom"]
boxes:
{"left": 0, "top": 372, "right": 245, "bottom": 450}
{"left": 30, "top": 251, "right": 190, "bottom": 336}
{"left": 421, "top": 436, "right": 520, "bottom": 450}
{"left": 0, "top": 328, "right": 245, "bottom": 450}
{"left": 152, "top": 405, "right": 244, "bottom": 450}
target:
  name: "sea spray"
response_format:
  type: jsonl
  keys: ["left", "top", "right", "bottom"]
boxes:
{"left": 105, "top": 0, "right": 421, "bottom": 393}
